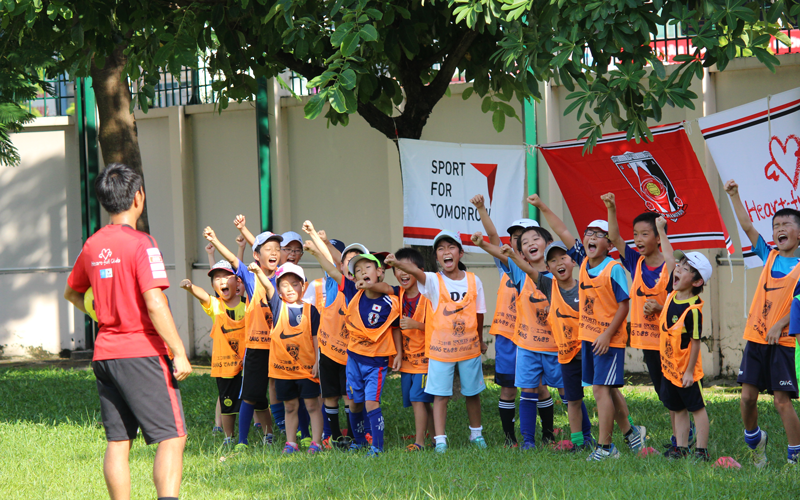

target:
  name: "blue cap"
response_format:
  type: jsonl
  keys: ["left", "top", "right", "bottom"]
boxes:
{"left": 253, "top": 231, "right": 283, "bottom": 248}
{"left": 329, "top": 239, "right": 345, "bottom": 253}
{"left": 281, "top": 231, "right": 303, "bottom": 247}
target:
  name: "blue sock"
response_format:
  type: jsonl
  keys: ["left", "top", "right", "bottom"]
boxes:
{"left": 744, "top": 426, "right": 762, "bottom": 450}
{"left": 367, "top": 408, "right": 385, "bottom": 451}
{"left": 298, "top": 399, "right": 311, "bottom": 439}
{"left": 270, "top": 403, "right": 285, "bottom": 432}
{"left": 519, "top": 392, "right": 539, "bottom": 445}
{"left": 238, "top": 402, "right": 255, "bottom": 445}
{"left": 348, "top": 408, "right": 367, "bottom": 445}
{"left": 322, "top": 405, "right": 333, "bottom": 440}
{"left": 580, "top": 401, "right": 592, "bottom": 441}
{"left": 362, "top": 409, "right": 372, "bottom": 434}
{"left": 788, "top": 444, "right": 800, "bottom": 461}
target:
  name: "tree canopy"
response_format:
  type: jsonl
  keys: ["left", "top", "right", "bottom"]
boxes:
{"left": 1, "top": 0, "right": 796, "bottom": 155}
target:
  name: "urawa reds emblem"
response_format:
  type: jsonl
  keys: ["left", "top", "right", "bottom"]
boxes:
{"left": 611, "top": 151, "right": 686, "bottom": 221}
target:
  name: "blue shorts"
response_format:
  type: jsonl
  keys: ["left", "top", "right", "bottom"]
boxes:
{"left": 425, "top": 356, "right": 486, "bottom": 397}
{"left": 737, "top": 341, "right": 798, "bottom": 398}
{"left": 581, "top": 341, "right": 625, "bottom": 387}
{"left": 401, "top": 373, "right": 434, "bottom": 407}
{"left": 346, "top": 358, "right": 388, "bottom": 403}
{"left": 560, "top": 357, "right": 588, "bottom": 402}
{"left": 515, "top": 348, "right": 564, "bottom": 389}
{"left": 494, "top": 335, "right": 517, "bottom": 388}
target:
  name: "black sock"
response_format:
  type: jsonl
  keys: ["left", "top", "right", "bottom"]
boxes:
{"left": 538, "top": 397, "right": 554, "bottom": 440}
{"left": 601, "top": 443, "right": 612, "bottom": 451}
{"left": 324, "top": 404, "right": 342, "bottom": 440}
{"left": 624, "top": 428, "right": 634, "bottom": 437}
{"left": 498, "top": 398, "right": 517, "bottom": 443}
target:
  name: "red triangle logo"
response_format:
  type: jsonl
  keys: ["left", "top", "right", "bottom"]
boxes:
{"left": 470, "top": 163, "right": 498, "bottom": 204}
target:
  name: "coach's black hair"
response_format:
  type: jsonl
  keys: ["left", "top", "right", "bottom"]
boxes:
{"left": 633, "top": 212, "right": 667, "bottom": 238}
{"left": 94, "top": 163, "right": 143, "bottom": 215}
{"left": 394, "top": 247, "right": 424, "bottom": 270}
{"left": 774, "top": 208, "right": 800, "bottom": 227}
{"left": 516, "top": 226, "right": 554, "bottom": 254}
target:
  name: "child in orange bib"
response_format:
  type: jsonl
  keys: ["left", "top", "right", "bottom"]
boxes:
{"left": 180, "top": 260, "right": 246, "bottom": 444}
{"left": 252, "top": 262, "right": 324, "bottom": 455}
{"left": 655, "top": 220, "right": 712, "bottom": 461}
{"left": 386, "top": 230, "right": 488, "bottom": 454}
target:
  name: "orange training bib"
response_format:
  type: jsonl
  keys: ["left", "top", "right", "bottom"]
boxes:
{"left": 513, "top": 275, "right": 557, "bottom": 352}
{"left": 245, "top": 279, "right": 273, "bottom": 349}
{"left": 547, "top": 280, "right": 582, "bottom": 364}
{"left": 489, "top": 274, "right": 517, "bottom": 340}
{"left": 578, "top": 260, "right": 628, "bottom": 348}
{"left": 743, "top": 250, "right": 800, "bottom": 348}
{"left": 630, "top": 255, "right": 669, "bottom": 351}
{"left": 346, "top": 290, "right": 400, "bottom": 358}
{"left": 209, "top": 298, "right": 247, "bottom": 377}
{"left": 269, "top": 302, "right": 318, "bottom": 381}
{"left": 660, "top": 292, "right": 704, "bottom": 387}
{"left": 318, "top": 290, "right": 349, "bottom": 365}
{"left": 425, "top": 273, "right": 481, "bottom": 362}
{"left": 399, "top": 289, "right": 430, "bottom": 374}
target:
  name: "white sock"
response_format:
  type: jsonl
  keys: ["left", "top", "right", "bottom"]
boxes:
{"left": 469, "top": 426, "right": 483, "bottom": 440}
{"left": 434, "top": 435, "right": 447, "bottom": 445}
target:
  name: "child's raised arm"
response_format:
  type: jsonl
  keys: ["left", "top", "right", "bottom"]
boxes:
{"left": 204, "top": 227, "right": 240, "bottom": 270}
{"left": 384, "top": 253, "right": 427, "bottom": 285}
{"left": 471, "top": 232, "right": 539, "bottom": 281}
{"left": 529, "top": 194, "right": 575, "bottom": 246}
{"left": 357, "top": 280, "right": 394, "bottom": 295}
{"left": 724, "top": 179, "right": 760, "bottom": 249}
{"left": 656, "top": 216, "right": 675, "bottom": 275}
{"left": 233, "top": 214, "right": 256, "bottom": 247}
{"left": 317, "top": 230, "right": 343, "bottom": 265}
{"left": 304, "top": 239, "right": 344, "bottom": 285}
{"left": 236, "top": 235, "right": 247, "bottom": 262}
{"left": 470, "top": 193, "right": 503, "bottom": 246}
{"left": 205, "top": 242, "right": 216, "bottom": 268}
{"left": 179, "top": 279, "right": 212, "bottom": 309}
{"left": 601, "top": 192, "right": 628, "bottom": 255}
{"left": 248, "top": 262, "right": 276, "bottom": 299}
{"left": 302, "top": 220, "right": 334, "bottom": 265}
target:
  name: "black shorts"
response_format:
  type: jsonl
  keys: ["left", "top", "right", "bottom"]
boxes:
{"left": 560, "top": 357, "right": 584, "bottom": 402}
{"left": 737, "top": 341, "right": 798, "bottom": 398}
{"left": 216, "top": 375, "right": 243, "bottom": 415}
{"left": 642, "top": 349, "right": 665, "bottom": 400}
{"left": 92, "top": 355, "right": 187, "bottom": 444}
{"left": 660, "top": 379, "right": 705, "bottom": 412}
{"left": 240, "top": 348, "right": 270, "bottom": 409}
{"left": 494, "top": 371, "right": 516, "bottom": 389}
{"left": 275, "top": 378, "right": 321, "bottom": 402}
{"left": 319, "top": 353, "right": 347, "bottom": 399}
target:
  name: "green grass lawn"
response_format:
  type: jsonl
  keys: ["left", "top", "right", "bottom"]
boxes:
{"left": 1, "top": 366, "right": 799, "bottom": 499}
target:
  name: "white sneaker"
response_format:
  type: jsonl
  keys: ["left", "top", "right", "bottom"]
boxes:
{"left": 752, "top": 430, "right": 768, "bottom": 468}
{"left": 587, "top": 444, "right": 620, "bottom": 461}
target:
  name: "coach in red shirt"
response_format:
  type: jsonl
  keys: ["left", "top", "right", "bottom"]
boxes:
{"left": 64, "top": 163, "right": 191, "bottom": 500}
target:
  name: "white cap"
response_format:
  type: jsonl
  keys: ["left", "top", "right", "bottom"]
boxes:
{"left": 280, "top": 231, "right": 303, "bottom": 247}
{"left": 275, "top": 262, "right": 306, "bottom": 282}
{"left": 342, "top": 242, "right": 369, "bottom": 257}
{"left": 506, "top": 218, "right": 539, "bottom": 234}
{"left": 586, "top": 220, "right": 609, "bottom": 232}
{"left": 432, "top": 230, "right": 463, "bottom": 249}
{"left": 674, "top": 250, "right": 713, "bottom": 284}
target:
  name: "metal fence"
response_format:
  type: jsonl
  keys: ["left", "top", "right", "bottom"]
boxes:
{"left": 129, "top": 65, "right": 220, "bottom": 109}
{"left": 23, "top": 74, "right": 74, "bottom": 117}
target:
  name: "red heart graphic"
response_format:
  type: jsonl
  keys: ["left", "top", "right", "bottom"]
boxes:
{"left": 764, "top": 135, "right": 800, "bottom": 189}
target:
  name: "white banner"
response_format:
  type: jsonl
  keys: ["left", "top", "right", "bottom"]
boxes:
{"left": 699, "top": 87, "right": 800, "bottom": 268}
{"left": 399, "top": 139, "right": 526, "bottom": 252}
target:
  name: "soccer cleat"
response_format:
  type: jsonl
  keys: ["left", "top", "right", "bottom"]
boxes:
{"left": 300, "top": 437, "right": 313, "bottom": 449}
{"left": 521, "top": 441, "right": 536, "bottom": 451}
{"left": 434, "top": 442, "right": 448, "bottom": 454}
{"left": 254, "top": 422, "right": 262, "bottom": 429}
{"left": 348, "top": 442, "right": 364, "bottom": 452}
{"left": 625, "top": 425, "right": 647, "bottom": 453}
{"left": 541, "top": 433, "right": 555, "bottom": 447}
{"left": 470, "top": 436, "right": 488, "bottom": 449}
{"left": 504, "top": 439, "right": 519, "bottom": 449}
{"left": 307, "top": 442, "right": 322, "bottom": 454}
{"left": 694, "top": 448, "right": 711, "bottom": 462}
{"left": 587, "top": 444, "right": 621, "bottom": 461}
{"left": 212, "top": 426, "right": 224, "bottom": 434}
{"left": 222, "top": 437, "right": 233, "bottom": 446}
{"left": 751, "top": 430, "right": 768, "bottom": 468}
{"left": 406, "top": 443, "right": 424, "bottom": 452}
{"left": 335, "top": 436, "right": 353, "bottom": 450}
{"left": 366, "top": 445, "right": 383, "bottom": 457}
{"left": 365, "top": 433, "right": 373, "bottom": 445}
{"left": 263, "top": 433, "right": 274, "bottom": 445}
{"left": 322, "top": 437, "right": 333, "bottom": 450}
{"left": 569, "top": 442, "right": 593, "bottom": 453}
{"left": 282, "top": 443, "right": 300, "bottom": 454}
{"left": 663, "top": 445, "right": 689, "bottom": 459}
{"left": 234, "top": 443, "right": 249, "bottom": 452}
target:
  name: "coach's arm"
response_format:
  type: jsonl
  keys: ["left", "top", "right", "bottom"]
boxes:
{"left": 143, "top": 289, "right": 192, "bottom": 381}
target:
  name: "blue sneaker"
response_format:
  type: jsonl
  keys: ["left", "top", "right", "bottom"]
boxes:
{"left": 222, "top": 437, "right": 233, "bottom": 446}
{"left": 366, "top": 445, "right": 382, "bottom": 457}
{"left": 434, "top": 442, "right": 448, "bottom": 454}
{"left": 307, "top": 442, "right": 322, "bottom": 454}
{"left": 212, "top": 426, "right": 223, "bottom": 434}
{"left": 521, "top": 441, "right": 536, "bottom": 451}
{"left": 625, "top": 425, "right": 647, "bottom": 453}
{"left": 282, "top": 443, "right": 300, "bottom": 454}
{"left": 263, "top": 433, "right": 274, "bottom": 446}
{"left": 470, "top": 436, "right": 488, "bottom": 449}
{"left": 349, "top": 442, "right": 364, "bottom": 452}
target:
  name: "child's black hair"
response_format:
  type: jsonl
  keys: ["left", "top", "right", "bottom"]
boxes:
{"left": 516, "top": 226, "right": 554, "bottom": 254}
{"left": 774, "top": 208, "right": 800, "bottom": 227}
{"left": 394, "top": 247, "right": 424, "bottom": 270}
{"left": 342, "top": 248, "right": 361, "bottom": 263}
{"left": 434, "top": 237, "right": 467, "bottom": 271}
{"left": 633, "top": 212, "right": 667, "bottom": 237}
{"left": 679, "top": 258, "right": 705, "bottom": 296}
{"left": 95, "top": 163, "right": 143, "bottom": 215}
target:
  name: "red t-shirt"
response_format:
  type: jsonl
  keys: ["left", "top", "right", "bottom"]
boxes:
{"left": 68, "top": 224, "right": 170, "bottom": 361}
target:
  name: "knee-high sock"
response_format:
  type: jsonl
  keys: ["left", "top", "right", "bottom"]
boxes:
{"left": 345, "top": 405, "right": 352, "bottom": 436}
{"left": 538, "top": 396, "right": 554, "bottom": 440}
{"left": 499, "top": 398, "right": 517, "bottom": 443}
{"left": 324, "top": 405, "right": 342, "bottom": 440}
{"left": 298, "top": 399, "right": 311, "bottom": 439}
{"left": 270, "top": 403, "right": 285, "bottom": 432}
{"left": 348, "top": 408, "right": 367, "bottom": 445}
{"left": 519, "top": 393, "right": 539, "bottom": 445}
{"left": 581, "top": 401, "right": 592, "bottom": 441}
{"left": 238, "top": 401, "right": 255, "bottom": 445}
{"left": 362, "top": 409, "right": 372, "bottom": 434}
{"left": 367, "top": 408, "right": 385, "bottom": 451}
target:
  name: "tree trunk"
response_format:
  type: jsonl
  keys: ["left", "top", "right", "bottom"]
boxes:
{"left": 90, "top": 43, "right": 150, "bottom": 233}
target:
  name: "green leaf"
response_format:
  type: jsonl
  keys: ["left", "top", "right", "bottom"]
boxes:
{"left": 331, "top": 22, "right": 354, "bottom": 47}
{"left": 462, "top": 87, "right": 474, "bottom": 100}
{"left": 71, "top": 23, "right": 84, "bottom": 46}
{"left": 329, "top": 87, "right": 346, "bottom": 113}
{"left": 340, "top": 69, "right": 357, "bottom": 90}
{"left": 304, "top": 94, "right": 326, "bottom": 119}
{"left": 341, "top": 31, "right": 359, "bottom": 56}
{"left": 651, "top": 57, "right": 666, "bottom": 79}
{"left": 359, "top": 24, "right": 378, "bottom": 42}
{"left": 481, "top": 96, "right": 492, "bottom": 113}
{"left": 492, "top": 109, "right": 506, "bottom": 132}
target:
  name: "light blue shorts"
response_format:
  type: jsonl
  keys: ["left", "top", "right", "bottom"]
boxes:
{"left": 515, "top": 348, "right": 564, "bottom": 389}
{"left": 425, "top": 356, "right": 486, "bottom": 397}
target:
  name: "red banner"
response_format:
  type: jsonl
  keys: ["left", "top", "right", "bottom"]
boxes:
{"left": 540, "top": 123, "right": 733, "bottom": 254}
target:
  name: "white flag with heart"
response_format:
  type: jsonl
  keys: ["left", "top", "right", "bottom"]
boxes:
{"left": 699, "top": 87, "right": 800, "bottom": 268}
